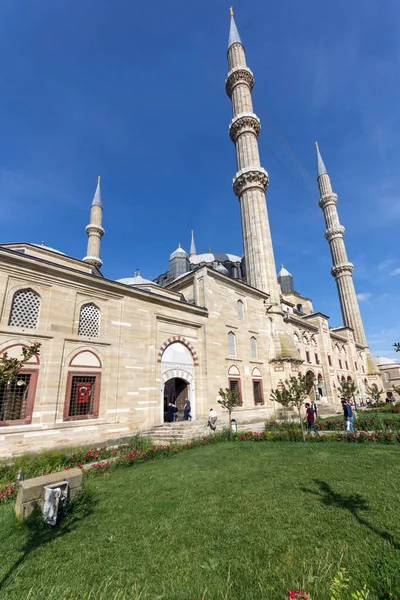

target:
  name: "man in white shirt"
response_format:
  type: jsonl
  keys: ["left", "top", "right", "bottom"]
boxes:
{"left": 208, "top": 408, "right": 217, "bottom": 430}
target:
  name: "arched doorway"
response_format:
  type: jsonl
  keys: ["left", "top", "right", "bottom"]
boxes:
{"left": 163, "top": 377, "right": 188, "bottom": 422}
{"left": 161, "top": 341, "right": 195, "bottom": 423}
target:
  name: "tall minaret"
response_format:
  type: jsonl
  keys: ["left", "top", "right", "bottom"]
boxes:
{"left": 83, "top": 176, "right": 104, "bottom": 269}
{"left": 316, "top": 144, "right": 378, "bottom": 373}
{"left": 226, "top": 8, "right": 280, "bottom": 305}
{"left": 226, "top": 10, "right": 298, "bottom": 364}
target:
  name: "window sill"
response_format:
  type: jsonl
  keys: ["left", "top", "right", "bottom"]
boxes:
{"left": 225, "top": 357, "right": 243, "bottom": 361}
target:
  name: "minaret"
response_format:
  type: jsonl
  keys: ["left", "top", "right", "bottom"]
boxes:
{"left": 226, "top": 10, "right": 298, "bottom": 364}
{"left": 316, "top": 143, "right": 378, "bottom": 373}
{"left": 189, "top": 230, "right": 197, "bottom": 257}
{"left": 83, "top": 176, "right": 104, "bottom": 269}
{"left": 226, "top": 8, "right": 280, "bottom": 305}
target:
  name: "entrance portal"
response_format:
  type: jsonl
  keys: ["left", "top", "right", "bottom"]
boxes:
{"left": 163, "top": 378, "right": 188, "bottom": 422}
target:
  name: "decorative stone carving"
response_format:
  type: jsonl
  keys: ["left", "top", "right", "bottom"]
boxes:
{"left": 225, "top": 67, "right": 254, "bottom": 98}
{"left": 331, "top": 262, "right": 354, "bottom": 278}
{"left": 324, "top": 225, "right": 345, "bottom": 241}
{"left": 318, "top": 194, "right": 338, "bottom": 210}
{"left": 232, "top": 167, "right": 269, "bottom": 196}
{"left": 229, "top": 112, "right": 261, "bottom": 142}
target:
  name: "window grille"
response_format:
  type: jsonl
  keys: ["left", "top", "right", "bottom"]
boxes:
{"left": 339, "top": 359, "right": 342, "bottom": 369}
{"left": 315, "top": 353, "right": 319, "bottom": 365}
{"left": 253, "top": 380, "right": 263, "bottom": 405}
{"left": 0, "top": 374, "right": 31, "bottom": 422}
{"left": 229, "top": 379, "right": 242, "bottom": 405}
{"left": 250, "top": 336, "right": 258, "bottom": 359}
{"left": 328, "top": 355, "right": 332, "bottom": 367}
{"left": 8, "top": 289, "right": 40, "bottom": 329}
{"left": 306, "top": 350, "right": 310, "bottom": 363}
{"left": 227, "top": 332, "right": 236, "bottom": 357}
{"left": 78, "top": 303, "right": 100, "bottom": 337}
{"left": 345, "top": 361, "right": 349, "bottom": 370}
{"left": 68, "top": 375, "right": 97, "bottom": 418}
{"left": 237, "top": 300, "right": 244, "bottom": 321}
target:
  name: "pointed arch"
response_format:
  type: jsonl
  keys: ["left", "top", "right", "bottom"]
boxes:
{"left": 8, "top": 288, "right": 40, "bottom": 329}
{"left": 157, "top": 336, "right": 199, "bottom": 366}
{"left": 227, "top": 331, "right": 236, "bottom": 358}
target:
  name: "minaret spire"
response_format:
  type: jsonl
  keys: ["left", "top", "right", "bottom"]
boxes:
{"left": 226, "top": 11, "right": 298, "bottom": 363}
{"left": 83, "top": 177, "right": 104, "bottom": 269}
{"left": 189, "top": 230, "right": 197, "bottom": 257}
{"left": 316, "top": 144, "right": 377, "bottom": 373}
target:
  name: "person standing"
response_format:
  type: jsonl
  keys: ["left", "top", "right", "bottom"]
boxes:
{"left": 311, "top": 400, "right": 318, "bottom": 420}
{"left": 184, "top": 400, "right": 192, "bottom": 421}
{"left": 304, "top": 402, "right": 319, "bottom": 435}
{"left": 172, "top": 402, "right": 178, "bottom": 422}
{"left": 207, "top": 408, "right": 217, "bottom": 431}
{"left": 166, "top": 402, "right": 174, "bottom": 423}
{"left": 342, "top": 399, "right": 354, "bottom": 432}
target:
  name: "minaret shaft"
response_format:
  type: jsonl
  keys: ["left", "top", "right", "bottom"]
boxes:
{"left": 227, "top": 23, "right": 280, "bottom": 303}
{"left": 317, "top": 167, "right": 367, "bottom": 346}
{"left": 83, "top": 178, "right": 104, "bottom": 269}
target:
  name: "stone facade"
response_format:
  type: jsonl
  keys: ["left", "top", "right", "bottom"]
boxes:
{"left": 0, "top": 13, "right": 383, "bottom": 457}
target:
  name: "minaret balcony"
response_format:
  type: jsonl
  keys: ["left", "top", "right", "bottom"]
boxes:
{"left": 318, "top": 193, "right": 338, "bottom": 210}
{"left": 229, "top": 112, "right": 261, "bottom": 142}
{"left": 331, "top": 262, "right": 354, "bottom": 278}
{"left": 233, "top": 166, "right": 269, "bottom": 196}
{"left": 85, "top": 224, "right": 105, "bottom": 237}
{"left": 83, "top": 255, "right": 103, "bottom": 268}
{"left": 225, "top": 67, "right": 254, "bottom": 98}
{"left": 324, "top": 226, "right": 345, "bottom": 242}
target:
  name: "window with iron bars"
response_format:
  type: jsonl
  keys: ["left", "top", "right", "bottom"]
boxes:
{"left": 68, "top": 375, "right": 97, "bottom": 418}
{"left": 0, "top": 374, "right": 31, "bottom": 422}
{"left": 9, "top": 289, "right": 40, "bottom": 329}
{"left": 78, "top": 303, "right": 100, "bottom": 338}
{"left": 253, "top": 380, "right": 264, "bottom": 405}
{"left": 229, "top": 378, "right": 242, "bottom": 405}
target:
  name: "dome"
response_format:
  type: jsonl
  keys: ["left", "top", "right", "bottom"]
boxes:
{"left": 190, "top": 252, "right": 241, "bottom": 265}
{"left": 215, "top": 263, "right": 229, "bottom": 275}
{"left": 375, "top": 356, "right": 398, "bottom": 366}
{"left": 278, "top": 265, "right": 292, "bottom": 278}
{"left": 33, "top": 243, "right": 65, "bottom": 255}
{"left": 169, "top": 244, "right": 188, "bottom": 260}
{"left": 117, "top": 275, "right": 156, "bottom": 286}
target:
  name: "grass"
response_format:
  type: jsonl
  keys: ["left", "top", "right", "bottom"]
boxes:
{"left": 1, "top": 443, "right": 400, "bottom": 600}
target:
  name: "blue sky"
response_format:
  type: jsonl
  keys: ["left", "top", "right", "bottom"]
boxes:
{"left": 0, "top": 0, "right": 399, "bottom": 358}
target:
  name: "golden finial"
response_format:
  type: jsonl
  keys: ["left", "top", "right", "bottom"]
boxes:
{"left": 315, "top": 141, "right": 319, "bottom": 151}
{"left": 97, "top": 175, "right": 101, "bottom": 185}
{"left": 229, "top": 7, "right": 234, "bottom": 18}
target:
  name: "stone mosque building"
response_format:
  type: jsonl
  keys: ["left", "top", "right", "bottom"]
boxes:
{"left": 0, "top": 12, "right": 382, "bottom": 456}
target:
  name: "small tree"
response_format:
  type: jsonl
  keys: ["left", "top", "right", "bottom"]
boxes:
{"left": 217, "top": 387, "right": 240, "bottom": 433}
{"left": 338, "top": 381, "right": 357, "bottom": 404}
{"left": 0, "top": 342, "right": 41, "bottom": 387}
{"left": 366, "top": 383, "right": 384, "bottom": 403}
{"left": 392, "top": 384, "right": 400, "bottom": 398}
{"left": 394, "top": 343, "right": 400, "bottom": 352}
{"left": 270, "top": 372, "right": 314, "bottom": 441}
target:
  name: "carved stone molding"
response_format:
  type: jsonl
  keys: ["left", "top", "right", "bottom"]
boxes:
{"left": 83, "top": 255, "right": 103, "bottom": 267}
{"left": 331, "top": 262, "right": 354, "bottom": 278}
{"left": 229, "top": 112, "right": 261, "bottom": 142}
{"left": 86, "top": 224, "right": 105, "bottom": 237}
{"left": 232, "top": 167, "right": 269, "bottom": 196}
{"left": 324, "top": 225, "right": 345, "bottom": 241}
{"left": 225, "top": 67, "right": 254, "bottom": 98}
{"left": 318, "top": 194, "right": 338, "bottom": 210}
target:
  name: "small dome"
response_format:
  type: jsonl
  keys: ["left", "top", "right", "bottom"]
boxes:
{"left": 375, "top": 356, "right": 398, "bottom": 366}
{"left": 169, "top": 244, "right": 188, "bottom": 260}
{"left": 278, "top": 265, "right": 292, "bottom": 278}
{"left": 117, "top": 275, "right": 156, "bottom": 286}
{"left": 216, "top": 263, "right": 229, "bottom": 275}
{"left": 190, "top": 252, "right": 241, "bottom": 265}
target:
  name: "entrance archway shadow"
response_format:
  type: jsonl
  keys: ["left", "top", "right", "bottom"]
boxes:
{"left": 300, "top": 479, "right": 400, "bottom": 551}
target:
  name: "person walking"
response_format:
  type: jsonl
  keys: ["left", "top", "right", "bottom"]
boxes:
{"left": 342, "top": 399, "right": 354, "bottom": 432}
{"left": 184, "top": 400, "right": 192, "bottom": 421}
{"left": 311, "top": 400, "right": 318, "bottom": 420}
{"left": 207, "top": 408, "right": 217, "bottom": 431}
{"left": 304, "top": 402, "right": 319, "bottom": 436}
{"left": 166, "top": 402, "right": 174, "bottom": 423}
{"left": 172, "top": 402, "right": 178, "bottom": 422}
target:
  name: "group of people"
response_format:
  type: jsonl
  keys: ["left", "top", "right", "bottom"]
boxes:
{"left": 165, "top": 400, "right": 192, "bottom": 422}
{"left": 304, "top": 399, "right": 355, "bottom": 434}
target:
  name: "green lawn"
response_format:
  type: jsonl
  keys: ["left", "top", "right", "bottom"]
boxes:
{"left": 1, "top": 443, "right": 400, "bottom": 600}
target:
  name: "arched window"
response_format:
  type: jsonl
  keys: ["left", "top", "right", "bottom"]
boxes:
{"left": 302, "top": 335, "right": 308, "bottom": 345}
{"left": 237, "top": 300, "right": 244, "bottom": 321}
{"left": 0, "top": 344, "right": 39, "bottom": 425}
{"left": 227, "top": 331, "right": 236, "bottom": 358}
{"left": 293, "top": 333, "right": 299, "bottom": 344}
{"left": 8, "top": 289, "right": 40, "bottom": 329}
{"left": 347, "top": 376, "right": 352, "bottom": 382}
{"left": 228, "top": 365, "right": 242, "bottom": 405}
{"left": 65, "top": 350, "right": 102, "bottom": 421}
{"left": 297, "top": 304, "right": 303, "bottom": 313}
{"left": 311, "top": 337, "right": 316, "bottom": 347}
{"left": 78, "top": 303, "right": 100, "bottom": 337}
{"left": 384, "top": 372, "right": 390, "bottom": 383}
{"left": 335, "top": 345, "right": 340, "bottom": 354}
{"left": 342, "top": 346, "right": 347, "bottom": 355}
{"left": 250, "top": 336, "right": 258, "bottom": 359}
